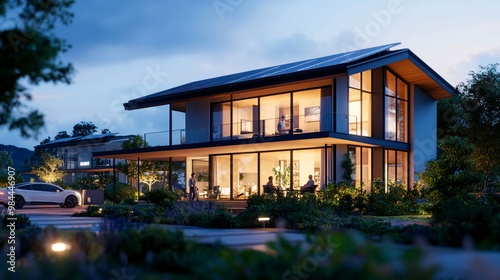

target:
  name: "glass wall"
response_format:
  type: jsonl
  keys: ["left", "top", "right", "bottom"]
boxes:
{"left": 292, "top": 149, "right": 322, "bottom": 190}
{"left": 212, "top": 102, "right": 231, "bottom": 141}
{"left": 210, "top": 87, "right": 325, "bottom": 140}
{"left": 385, "top": 70, "right": 408, "bottom": 142}
{"left": 232, "top": 153, "right": 258, "bottom": 199}
{"left": 260, "top": 151, "right": 291, "bottom": 192}
{"left": 349, "top": 70, "right": 372, "bottom": 136}
{"left": 213, "top": 155, "right": 231, "bottom": 198}
{"left": 192, "top": 159, "right": 209, "bottom": 195}
{"left": 260, "top": 93, "right": 291, "bottom": 136}
{"left": 348, "top": 146, "right": 372, "bottom": 192}
{"left": 385, "top": 149, "right": 408, "bottom": 189}
{"left": 232, "top": 98, "right": 258, "bottom": 139}
{"left": 293, "top": 89, "right": 321, "bottom": 133}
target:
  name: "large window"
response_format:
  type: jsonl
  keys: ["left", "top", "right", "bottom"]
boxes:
{"left": 292, "top": 149, "right": 322, "bottom": 190}
{"left": 349, "top": 70, "right": 372, "bottom": 136}
{"left": 213, "top": 155, "right": 231, "bottom": 198}
{"left": 211, "top": 87, "right": 324, "bottom": 140}
{"left": 385, "top": 149, "right": 408, "bottom": 189}
{"left": 385, "top": 70, "right": 408, "bottom": 142}
{"left": 212, "top": 102, "right": 231, "bottom": 141}
{"left": 260, "top": 93, "right": 291, "bottom": 136}
{"left": 233, "top": 153, "right": 258, "bottom": 199}
{"left": 348, "top": 146, "right": 372, "bottom": 192}
{"left": 232, "top": 98, "right": 258, "bottom": 139}
{"left": 260, "top": 151, "right": 290, "bottom": 192}
{"left": 293, "top": 89, "right": 321, "bottom": 133}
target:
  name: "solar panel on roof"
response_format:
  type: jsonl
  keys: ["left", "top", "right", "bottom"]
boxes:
{"left": 127, "top": 43, "right": 400, "bottom": 106}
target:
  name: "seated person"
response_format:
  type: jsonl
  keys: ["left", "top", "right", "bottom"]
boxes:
{"left": 300, "top": 175, "right": 315, "bottom": 193}
{"left": 264, "top": 176, "right": 279, "bottom": 194}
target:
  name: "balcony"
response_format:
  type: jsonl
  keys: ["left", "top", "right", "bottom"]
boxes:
{"left": 143, "top": 112, "right": 358, "bottom": 147}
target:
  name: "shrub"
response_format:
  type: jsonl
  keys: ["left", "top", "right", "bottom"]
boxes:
{"left": 366, "top": 180, "right": 428, "bottom": 216}
{"left": 237, "top": 194, "right": 324, "bottom": 230}
{"left": 432, "top": 195, "right": 500, "bottom": 248}
{"left": 104, "top": 182, "right": 138, "bottom": 203}
{"left": 167, "top": 201, "right": 236, "bottom": 228}
{"left": 69, "top": 174, "right": 115, "bottom": 190}
{"left": 143, "top": 188, "right": 180, "bottom": 207}
{"left": 320, "top": 181, "right": 362, "bottom": 214}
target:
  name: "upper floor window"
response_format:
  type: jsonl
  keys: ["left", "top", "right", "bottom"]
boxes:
{"left": 385, "top": 70, "right": 408, "bottom": 142}
{"left": 349, "top": 70, "right": 372, "bottom": 136}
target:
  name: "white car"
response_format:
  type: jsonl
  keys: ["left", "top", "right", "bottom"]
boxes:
{"left": 0, "top": 182, "right": 82, "bottom": 209}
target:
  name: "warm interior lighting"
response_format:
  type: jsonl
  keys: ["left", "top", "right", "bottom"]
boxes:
{"left": 51, "top": 242, "right": 69, "bottom": 252}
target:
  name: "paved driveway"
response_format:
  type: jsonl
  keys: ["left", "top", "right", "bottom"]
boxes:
{"left": 8, "top": 204, "right": 102, "bottom": 230}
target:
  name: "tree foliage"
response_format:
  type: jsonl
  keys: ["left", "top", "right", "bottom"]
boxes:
{"left": 54, "top": 130, "right": 70, "bottom": 140}
{"left": 31, "top": 152, "right": 64, "bottom": 183}
{"left": 419, "top": 136, "right": 481, "bottom": 213}
{"left": 436, "top": 64, "right": 500, "bottom": 198}
{"left": 0, "top": 0, "right": 74, "bottom": 138}
{"left": 71, "top": 121, "right": 97, "bottom": 137}
{"left": 122, "top": 135, "right": 147, "bottom": 149}
{"left": 0, "top": 150, "right": 14, "bottom": 175}
{"left": 458, "top": 64, "right": 500, "bottom": 196}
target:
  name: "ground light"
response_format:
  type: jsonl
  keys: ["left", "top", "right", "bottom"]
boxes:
{"left": 258, "top": 217, "right": 270, "bottom": 228}
{"left": 51, "top": 242, "right": 70, "bottom": 252}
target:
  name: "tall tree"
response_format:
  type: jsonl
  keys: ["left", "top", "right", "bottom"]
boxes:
{"left": 71, "top": 121, "right": 97, "bottom": 137}
{"left": 0, "top": 0, "right": 74, "bottom": 138}
{"left": 458, "top": 64, "right": 500, "bottom": 197}
{"left": 31, "top": 152, "right": 64, "bottom": 183}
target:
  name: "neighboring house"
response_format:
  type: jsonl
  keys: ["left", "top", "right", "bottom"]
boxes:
{"left": 94, "top": 43, "right": 455, "bottom": 199}
{"left": 35, "top": 133, "right": 133, "bottom": 185}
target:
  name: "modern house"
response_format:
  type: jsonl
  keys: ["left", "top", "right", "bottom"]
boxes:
{"left": 94, "top": 43, "right": 455, "bottom": 199}
{"left": 35, "top": 133, "right": 133, "bottom": 185}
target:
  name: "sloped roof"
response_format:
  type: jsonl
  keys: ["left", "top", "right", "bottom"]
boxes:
{"left": 124, "top": 43, "right": 455, "bottom": 110}
{"left": 35, "top": 133, "right": 132, "bottom": 149}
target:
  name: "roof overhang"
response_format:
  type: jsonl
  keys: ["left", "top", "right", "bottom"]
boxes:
{"left": 94, "top": 133, "right": 409, "bottom": 161}
{"left": 123, "top": 65, "right": 346, "bottom": 110}
{"left": 347, "top": 49, "right": 456, "bottom": 99}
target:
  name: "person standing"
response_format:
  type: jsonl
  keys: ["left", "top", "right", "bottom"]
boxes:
{"left": 277, "top": 115, "right": 287, "bottom": 135}
{"left": 189, "top": 173, "right": 199, "bottom": 201}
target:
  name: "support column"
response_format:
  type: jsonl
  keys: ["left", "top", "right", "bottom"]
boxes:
{"left": 113, "top": 158, "right": 116, "bottom": 202}
{"left": 137, "top": 157, "right": 140, "bottom": 201}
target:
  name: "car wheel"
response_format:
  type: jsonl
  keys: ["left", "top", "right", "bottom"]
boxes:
{"left": 14, "top": 195, "right": 25, "bottom": 209}
{"left": 64, "top": 195, "right": 78, "bottom": 208}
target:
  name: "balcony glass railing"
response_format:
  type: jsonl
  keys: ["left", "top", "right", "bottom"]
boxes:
{"left": 143, "top": 112, "right": 358, "bottom": 147}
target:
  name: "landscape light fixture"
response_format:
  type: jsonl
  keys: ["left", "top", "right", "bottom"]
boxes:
{"left": 258, "top": 217, "right": 270, "bottom": 228}
{"left": 51, "top": 242, "right": 70, "bottom": 252}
